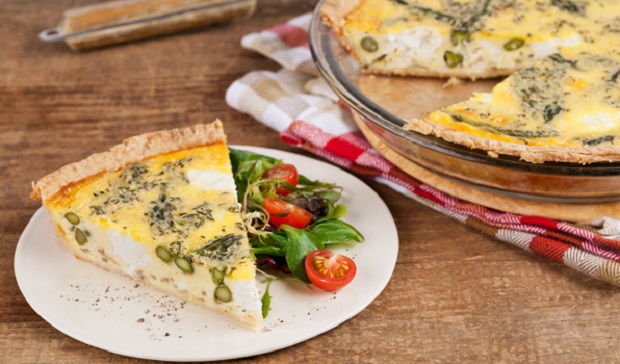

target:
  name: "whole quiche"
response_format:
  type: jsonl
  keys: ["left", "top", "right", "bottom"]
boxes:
{"left": 321, "top": 0, "right": 620, "bottom": 164}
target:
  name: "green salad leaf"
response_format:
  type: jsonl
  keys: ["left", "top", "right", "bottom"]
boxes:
{"left": 308, "top": 219, "right": 364, "bottom": 245}
{"left": 250, "top": 232, "right": 287, "bottom": 256}
{"left": 280, "top": 225, "right": 324, "bottom": 282}
{"left": 229, "top": 148, "right": 280, "bottom": 202}
{"left": 261, "top": 278, "right": 274, "bottom": 319}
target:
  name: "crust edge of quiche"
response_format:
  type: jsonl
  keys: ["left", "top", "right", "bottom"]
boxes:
{"left": 319, "top": 0, "right": 361, "bottom": 32}
{"left": 31, "top": 120, "right": 226, "bottom": 201}
{"left": 405, "top": 117, "right": 620, "bottom": 164}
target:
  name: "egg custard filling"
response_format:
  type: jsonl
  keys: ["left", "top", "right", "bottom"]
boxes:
{"left": 31, "top": 121, "right": 262, "bottom": 328}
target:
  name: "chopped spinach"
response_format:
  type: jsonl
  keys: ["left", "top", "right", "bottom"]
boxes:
{"left": 584, "top": 135, "right": 615, "bottom": 146}
{"left": 194, "top": 234, "right": 244, "bottom": 261}
{"left": 543, "top": 104, "right": 563, "bottom": 123}
{"left": 551, "top": 0, "right": 584, "bottom": 15}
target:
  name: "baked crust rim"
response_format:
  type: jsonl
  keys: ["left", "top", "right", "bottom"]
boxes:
{"left": 405, "top": 117, "right": 620, "bottom": 164}
{"left": 31, "top": 120, "right": 226, "bottom": 201}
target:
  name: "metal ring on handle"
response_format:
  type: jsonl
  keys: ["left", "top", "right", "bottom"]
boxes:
{"left": 38, "top": 28, "right": 65, "bottom": 43}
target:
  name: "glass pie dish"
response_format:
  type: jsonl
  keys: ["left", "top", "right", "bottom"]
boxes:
{"left": 308, "top": 1, "right": 620, "bottom": 203}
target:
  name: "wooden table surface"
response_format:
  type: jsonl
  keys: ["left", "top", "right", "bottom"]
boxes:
{"left": 2, "top": 0, "right": 619, "bottom": 363}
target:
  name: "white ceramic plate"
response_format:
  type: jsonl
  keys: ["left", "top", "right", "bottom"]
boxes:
{"left": 15, "top": 146, "right": 398, "bottom": 362}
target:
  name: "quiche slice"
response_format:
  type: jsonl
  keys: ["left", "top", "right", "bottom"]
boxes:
{"left": 321, "top": 0, "right": 620, "bottom": 79}
{"left": 405, "top": 51, "right": 620, "bottom": 164}
{"left": 30, "top": 121, "right": 263, "bottom": 328}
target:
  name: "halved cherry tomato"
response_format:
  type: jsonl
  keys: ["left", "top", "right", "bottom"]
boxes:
{"left": 305, "top": 250, "right": 356, "bottom": 291}
{"left": 263, "top": 197, "right": 312, "bottom": 229}
{"left": 262, "top": 164, "right": 299, "bottom": 196}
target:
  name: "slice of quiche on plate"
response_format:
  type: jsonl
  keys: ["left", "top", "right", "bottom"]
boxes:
{"left": 320, "top": 0, "right": 620, "bottom": 79}
{"left": 30, "top": 120, "right": 263, "bottom": 328}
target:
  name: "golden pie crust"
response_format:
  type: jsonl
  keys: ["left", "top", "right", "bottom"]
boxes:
{"left": 404, "top": 118, "right": 620, "bottom": 164}
{"left": 31, "top": 121, "right": 226, "bottom": 201}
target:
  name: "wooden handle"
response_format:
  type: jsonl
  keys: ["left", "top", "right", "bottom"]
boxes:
{"left": 54, "top": 0, "right": 256, "bottom": 51}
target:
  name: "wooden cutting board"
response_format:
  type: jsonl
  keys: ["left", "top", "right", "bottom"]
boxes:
{"left": 353, "top": 112, "right": 620, "bottom": 222}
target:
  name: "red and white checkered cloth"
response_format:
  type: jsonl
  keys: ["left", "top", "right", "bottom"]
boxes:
{"left": 226, "top": 13, "right": 620, "bottom": 286}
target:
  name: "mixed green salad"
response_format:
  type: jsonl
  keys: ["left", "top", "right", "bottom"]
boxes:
{"left": 229, "top": 148, "right": 364, "bottom": 316}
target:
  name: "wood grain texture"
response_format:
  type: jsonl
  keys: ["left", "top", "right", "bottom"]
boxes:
{"left": 60, "top": 0, "right": 257, "bottom": 51}
{"left": 2, "top": 0, "right": 620, "bottom": 363}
